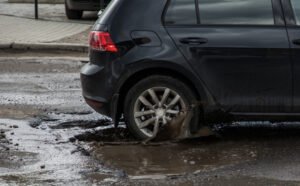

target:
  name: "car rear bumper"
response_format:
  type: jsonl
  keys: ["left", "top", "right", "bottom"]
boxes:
{"left": 66, "top": 0, "right": 108, "bottom": 11}
{"left": 80, "top": 62, "right": 118, "bottom": 119}
{"left": 83, "top": 95, "right": 110, "bottom": 116}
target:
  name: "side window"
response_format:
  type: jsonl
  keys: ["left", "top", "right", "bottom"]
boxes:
{"left": 164, "top": 0, "right": 197, "bottom": 25}
{"left": 291, "top": 0, "right": 300, "bottom": 25}
{"left": 198, "top": 0, "right": 275, "bottom": 25}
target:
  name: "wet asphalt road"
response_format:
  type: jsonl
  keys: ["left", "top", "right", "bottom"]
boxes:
{"left": 1, "top": 52, "right": 300, "bottom": 185}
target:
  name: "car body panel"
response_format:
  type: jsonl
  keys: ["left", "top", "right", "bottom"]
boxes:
{"left": 166, "top": 26, "right": 292, "bottom": 113}
{"left": 281, "top": 0, "right": 300, "bottom": 112}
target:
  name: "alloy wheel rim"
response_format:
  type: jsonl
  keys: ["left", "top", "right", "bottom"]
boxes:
{"left": 133, "top": 87, "right": 186, "bottom": 137}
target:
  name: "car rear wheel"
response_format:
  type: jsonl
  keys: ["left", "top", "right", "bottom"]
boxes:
{"left": 124, "top": 75, "right": 200, "bottom": 140}
{"left": 65, "top": 1, "right": 83, "bottom": 19}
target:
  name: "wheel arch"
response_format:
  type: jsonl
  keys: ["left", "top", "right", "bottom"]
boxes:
{"left": 113, "top": 61, "right": 211, "bottom": 127}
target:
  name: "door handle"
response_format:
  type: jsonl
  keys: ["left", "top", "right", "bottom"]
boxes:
{"left": 180, "top": 37, "right": 208, "bottom": 45}
{"left": 293, "top": 39, "right": 300, "bottom": 45}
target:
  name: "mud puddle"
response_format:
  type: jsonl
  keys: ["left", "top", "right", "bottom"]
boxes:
{"left": 0, "top": 110, "right": 258, "bottom": 184}
{"left": 75, "top": 121, "right": 300, "bottom": 182}
{"left": 89, "top": 141, "right": 256, "bottom": 178}
{"left": 4, "top": 112, "right": 300, "bottom": 185}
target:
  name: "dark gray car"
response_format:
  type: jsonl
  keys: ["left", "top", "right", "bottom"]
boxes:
{"left": 81, "top": 0, "right": 300, "bottom": 140}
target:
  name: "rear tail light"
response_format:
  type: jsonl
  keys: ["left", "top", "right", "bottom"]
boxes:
{"left": 89, "top": 31, "right": 118, "bottom": 52}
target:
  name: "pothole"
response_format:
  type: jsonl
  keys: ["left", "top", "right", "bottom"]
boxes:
{"left": 50, "top": 120, "right": 112, "bottom": 129}
{"left": 70, "top": 126, "right": 134, "bottom": 142}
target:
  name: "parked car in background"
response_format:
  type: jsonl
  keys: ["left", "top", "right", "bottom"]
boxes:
{"left": 65, "top": 0, "right": 110, "bottom": 19}
{"left": 81, "top": 0, "right": 300, "bottom": 140}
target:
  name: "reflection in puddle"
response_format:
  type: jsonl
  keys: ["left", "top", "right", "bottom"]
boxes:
{"left": 90, "top": 142, "right": 257, "bottom": 176}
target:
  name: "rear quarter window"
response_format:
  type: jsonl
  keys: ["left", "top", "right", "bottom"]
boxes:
{"left": 164, "top": 0, "right": 197, "bottom": 25}
{"left": 198, "top": 0, "right": 275, "bottom": 25}
{"left": 164, "top": 0, "right": 275, "bottom": 26}
{"left": 291, "top": 0, "right": 300, "bottom": 25}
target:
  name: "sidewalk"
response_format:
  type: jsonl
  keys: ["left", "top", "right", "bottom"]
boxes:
{"left": 0, "top": 15, "right": 91, "bottom": 52}
{"left": 0, "top": 0, "right": 96, "bottom": 23}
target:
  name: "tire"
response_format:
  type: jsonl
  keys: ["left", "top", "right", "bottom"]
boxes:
{"left": 65, "top": 1, "right": 83, "bottom": 20}
{"left": 124, "top": 75, "right": 200, "bottom": 140}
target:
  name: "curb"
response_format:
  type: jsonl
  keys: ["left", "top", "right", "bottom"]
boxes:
{"left": 0, "top": 43, "right": 13, "bottom": 49}
{"left": 0, "top": 42, "right": 88, "bottom": 52}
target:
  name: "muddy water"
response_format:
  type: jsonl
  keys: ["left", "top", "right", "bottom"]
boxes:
{"left": 3, "top": 113, "right": 300, "bottom": 185}
{"left": 1, "top": 56, "right": 300, "bottom": 185}
{"left": 0, "top": 114, "right": 259, "bottom": 185}
{"left": 90, "top": 141, "right": 256, "bottom": 177}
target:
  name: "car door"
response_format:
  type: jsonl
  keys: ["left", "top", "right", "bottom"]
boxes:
{"left": 165, "top": 0, "right": 292, "bottom": 114}
{"left": 283, "top": 0, "right": 300, "bottom": 112}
